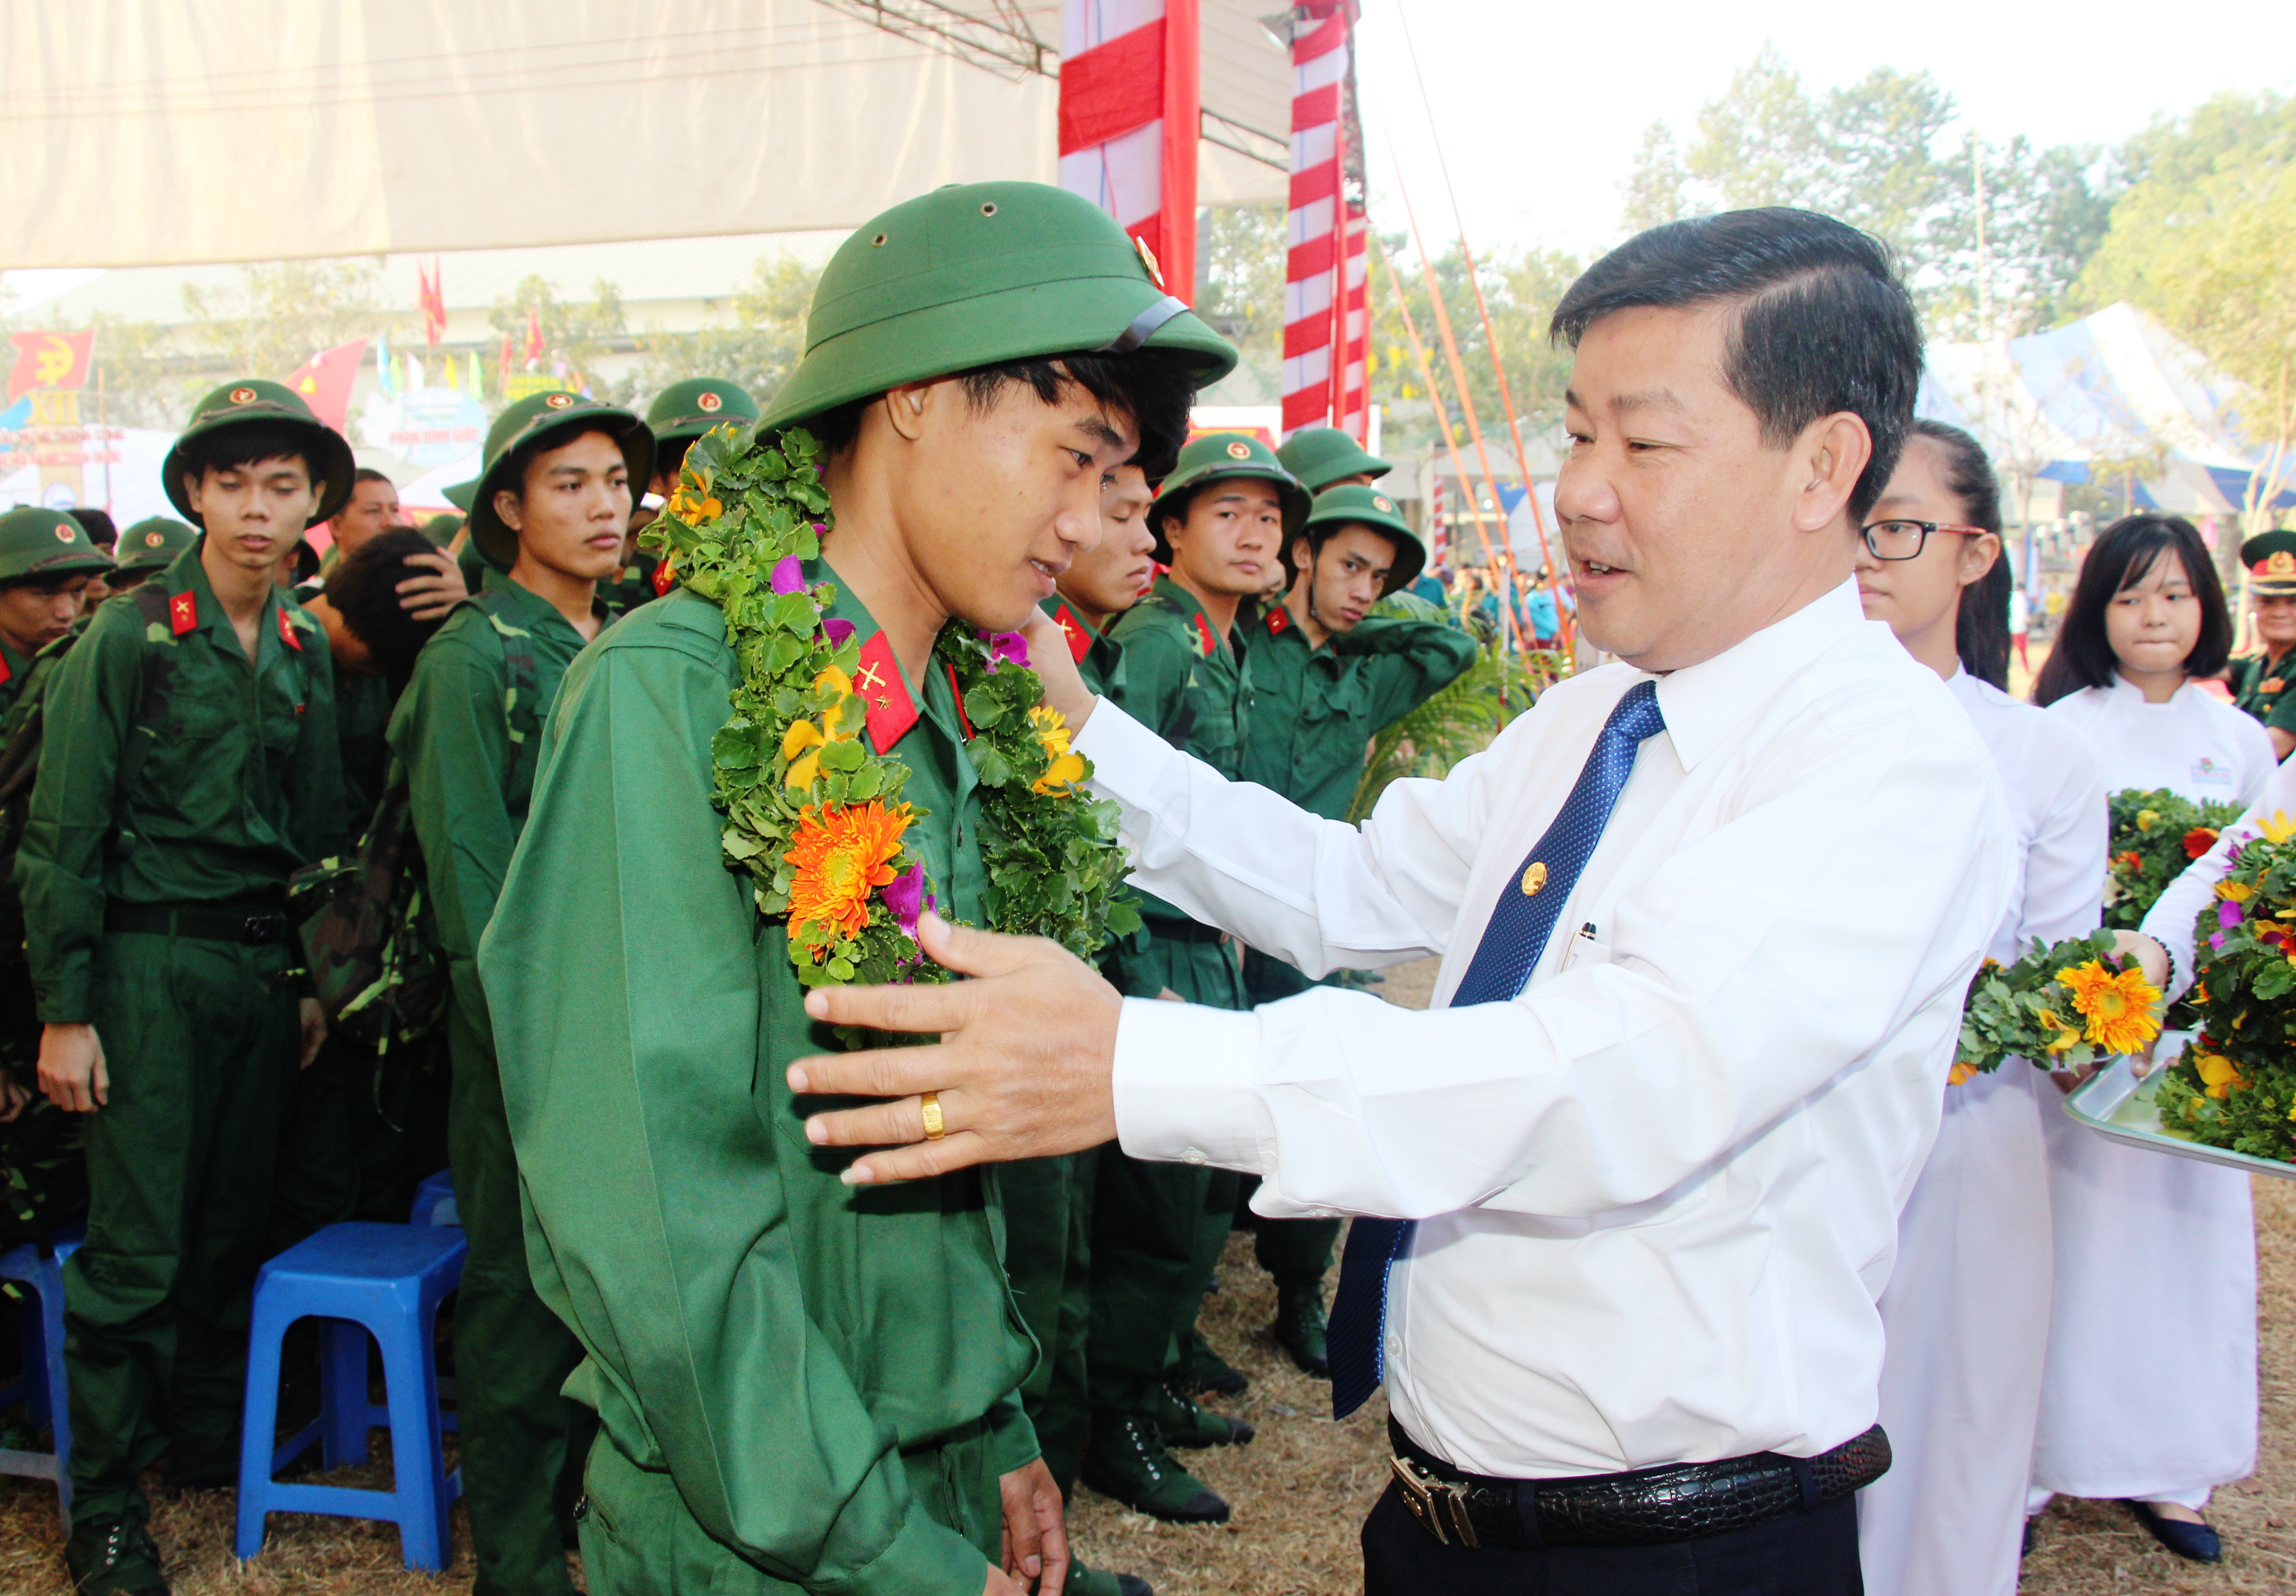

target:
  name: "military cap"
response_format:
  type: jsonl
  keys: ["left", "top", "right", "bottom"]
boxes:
{"left": 111, "top": 517, "right": 198, "bottom": 583}
{"left": 443, "top": 480, "right": 476, "bottom": 512}
{"left": 466, "top": 391, "right": 654, "bottom": 568}
{"left": 647, "top": 378, "right": 761, "bottom": 449}
{"left": 0, "top": 507, "right": 116, "bottom": 586}
{"left": 1276, "top": 427, "right": 1392, "bottom": 494}
{"left": 164, "top": 378, "right": 356, "bottom": 527}
{"left": 1295, "top": 483, "right": 1428, "bottom": 593}
{"left": 419, "top": 512, "right": 465, "bottom": 546}
{"left": 2244, "top": 529, "right": 2296, "bottom": 596}
{"left": 1145, "top": 432, "right": 1310, "bottom": 565}
{"left": 759, "top": 181, "right": 1237, "bottom": 434}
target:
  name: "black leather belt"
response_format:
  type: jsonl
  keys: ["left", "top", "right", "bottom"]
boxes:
{"left": 1387, "top": 1418, "right": 1890, "bottom": 1551}
{"left": 105, "top": 899, "right": 293, "bottom": 948}
{"left": 1141, "top": 916, "right": 1230, "bottom": 945}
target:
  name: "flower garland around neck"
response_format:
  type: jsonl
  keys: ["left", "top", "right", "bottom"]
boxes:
{"left": 638, "top": 422, "right": 1141, "bottom": 1006}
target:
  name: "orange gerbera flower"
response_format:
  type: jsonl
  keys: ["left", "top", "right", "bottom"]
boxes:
{"left": 2184, "top": 826, "right": 2221, "bottom": 859}
{"left": 783, "top": 801, "right": 911, "bottom": 949}
{"left": 2055, "top": 959, "right": 2161, "bottom": 1056}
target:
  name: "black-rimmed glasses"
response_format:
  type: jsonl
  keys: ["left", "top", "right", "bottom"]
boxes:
{"left": 1860, "top": 519, "right": 1988, "bottom": 561}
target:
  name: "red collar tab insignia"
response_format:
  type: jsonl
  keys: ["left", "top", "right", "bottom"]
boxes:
{"left": 697, "top": 390, "right": 722, "bottom": 412}
{"left": 855, "top": 631, "right": 918, "bottom": 753}
{"left": 1052, "top": 602, "right": 1093, "bottom": 665}
{"left": 1266, "top": 605, "right": 1290, "bottom": 636}
{"left": 169, "top": 590, "right": 198, "bottom": 636}
{"left": 652, "top": 552, "right": 677, "bottom": 597}
{"left": 0, "top": 653, "right": 12, "bottom": 687}
{"left": 1193, "top": 612, "right": 1217, "bottom": 657}
{"left": 276, "top": 605, "right": 301, "bottom": 652}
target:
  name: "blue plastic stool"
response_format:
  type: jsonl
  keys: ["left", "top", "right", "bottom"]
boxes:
{"left": 236, "top": 1223, "right": 466, "bottom": 1570}
{"left": 0, "top": 1225, "right": 84, "bottom": 1524}
{"left": 408, "top": 1168, "right": 458, "bottom": 1227}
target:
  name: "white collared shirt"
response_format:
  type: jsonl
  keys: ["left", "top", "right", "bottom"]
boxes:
{"left": 1947, "top": 670, "right": 2105, "bottom": 962}
{"left": 1077, "top": 579, "right": 2015, "bottom": 1478}
{"left": 2046, "top": 676, "right": 2273, "bottom": 808}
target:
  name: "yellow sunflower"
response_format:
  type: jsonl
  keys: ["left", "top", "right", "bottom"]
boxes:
{"left": 783, "top": 801, "right": 912, "bottom": 950}
{"left": 2259, "top": 811, "right": 2296, "bottom": 845}
{"left": 2054, "top": 960, "right": 2161, "bottom": 1056}
{"left": 1029, "top": 704, "right": 1074, "bottom": 759}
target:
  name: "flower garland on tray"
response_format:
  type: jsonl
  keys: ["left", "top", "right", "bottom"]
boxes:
{"left": 638, "top": 422, "right": 1139, "bottom": 1009}
{"left": 2158, "top": 812, "right": 2296, "bottom": 1162}
{"left": 2103, "top": 787, "right": 2244, "bottom": 930}
{"left": 1954, "top": 928, "right": 2164, "bottom": 1085}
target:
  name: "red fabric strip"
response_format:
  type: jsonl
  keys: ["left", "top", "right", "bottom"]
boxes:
{"left": 1058, "top": 23, "right": 1164, "bottom": 154}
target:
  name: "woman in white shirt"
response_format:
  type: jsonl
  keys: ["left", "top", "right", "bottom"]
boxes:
{"left": 1852, "top": 420, "right": 2105, "bottom": 1596}
{"left": 2032, "top": 512, "right": 2271, "bottom": 1562}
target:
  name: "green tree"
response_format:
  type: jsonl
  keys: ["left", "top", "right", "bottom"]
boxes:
{"left": 1193, "top": 204, "right": 1288, "bottom": 402}
{"left": 631, "top": 255, "right": 818, "bottom": 403}
{"left": 489, "top": 274, "right": 630, "bottom": 399}
{"left": 180, "top": 258, "right": 391, "bottom": 379}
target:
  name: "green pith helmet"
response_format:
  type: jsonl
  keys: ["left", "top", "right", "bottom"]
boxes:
{"left": 420, "top": 512, "right": 464, "bottom": 545}
{"left": 111, "top": 517, "right": 198, "bottom": 582}
{"left": 163, "top": 379, "right": 356, "bottom": 527}
{"left": 2244, "top": 529, "right": 2296, "bottom": 596}
{"left": 1276, "top": 427, "right": 1392, "bottom": 493}
{"left": 1293, "top": 483, "right": 1426, "bottom": 593}
{"left": 443, "top": 479, "right": 476, "bottom": 512}
{"left": 646, "top": 378, "right": 761, "bottom": 452}
{"left": 758, "top": 181, "right": 1237, "bottom": 434}
{"left": 466, "top": 392, "right": 655, "bottom": 567}
{"left": 0, "top": 506, "right": 116, "bottom": 585}
{"left": 1144, "top": 432, "right": 1310, "bottom": 565}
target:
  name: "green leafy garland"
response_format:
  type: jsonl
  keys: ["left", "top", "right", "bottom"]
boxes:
{"left": 638, "top": 422, "right": 1139, "bottom": 1001}
{"left": 2103, "top": 787, "right": 2243, "bottom": 930}
{"left": 1954, "top": 929, "right": 2164, "bottom": 1082}
{"left": 2158, "top": 814, "right": 2296, "bottom": 1162}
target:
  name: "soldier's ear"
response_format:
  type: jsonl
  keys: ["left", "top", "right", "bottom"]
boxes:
{"left": 494, "top": 488, "right": 524, "bottom": 534}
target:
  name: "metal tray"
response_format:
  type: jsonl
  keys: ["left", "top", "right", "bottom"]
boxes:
{"left": 2062, "top": 1043, "right": 2296, "bottom": 1181}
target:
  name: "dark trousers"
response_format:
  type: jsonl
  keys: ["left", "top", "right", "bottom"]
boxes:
{"left": 1361, "top": 1481, "right": 1864, "bottom": 1595}
{"left": 1001, "top": 1146, "right": 1097, "bottom": 1494}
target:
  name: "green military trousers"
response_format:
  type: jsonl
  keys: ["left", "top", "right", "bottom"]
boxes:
{"left": 64, "top": 928, "right": 298, "bottom": 1523}
{"left": 1001, "top": 1147, "right": 1098, "bottom": 1494}
{"left": 576, "top": 1420, "right": 1006, "bottom": 1595}
{"left": 447, "top": 970, "right": 591, "bottom": 1596}
{"left": 1239, "top": 950, "right": 1340, "bottom": 1284}
{"left": 266, "top": 1033, "right": 364, "bottom": 1254}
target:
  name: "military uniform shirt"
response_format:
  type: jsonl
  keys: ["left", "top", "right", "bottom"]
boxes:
{"left": 0, "top": 636, "right": 33, "bottom": 719}
{"left": 1241, "top": 604, "right": 1478, "bottom": 822}
{"left": 1042, "top": 595, "right": 1124, "bottom": 699}
{"left": 478, "top": 569, "right": 1039, "bottom": 1596}
{"left": 18, "top": 544, "right": 343, "bottom": 1022}
{"left": 2227, "top": 651, "right": 2296, "bottom": 742}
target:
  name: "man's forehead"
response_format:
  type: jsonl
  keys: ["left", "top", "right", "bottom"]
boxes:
{"left": 1564, "top": 302, "right": 1733, "bottom": 410}
{"left": 1208, "top": 481, "right": 1282, "bottom": 502}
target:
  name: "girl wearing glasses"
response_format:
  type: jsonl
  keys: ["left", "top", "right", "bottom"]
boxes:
{"left": 2030, "top": 512, "right": 2269, "bottom": 1563}
{"left": 1852, "top": 419, "right": 2106, "bottom": 1596}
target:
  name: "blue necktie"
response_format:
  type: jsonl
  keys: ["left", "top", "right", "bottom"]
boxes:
{"left": 1327, "top": 678, "right": 1667, "bottom": 1420}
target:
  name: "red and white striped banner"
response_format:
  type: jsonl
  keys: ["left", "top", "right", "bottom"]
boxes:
{"left": 1281, "top": 1, "right": 1366, "bottom": 441}
{"left": 1058, "top": 0, "right": 1200, "bottom": 305}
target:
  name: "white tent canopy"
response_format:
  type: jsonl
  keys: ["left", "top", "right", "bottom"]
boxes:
{"left": 5, "top": 0, "right": 1291, "bottom": 270}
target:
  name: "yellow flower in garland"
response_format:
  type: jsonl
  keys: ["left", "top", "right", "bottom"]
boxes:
{"left": 2054, "top": 960, "right": 2161, "bottom": 1055}
{"left": 2135, "top": 808, "right": 2161, "bottom": 832}
{"left": 2217, "top": 880, "right": 2254, "bottom": 904}
{"left": 666, "top": 485, "right": 724, "bottom": 524}
{"left": 2260, "top": 811, "right": 2296, "bottom": 845}
{"left": 782, "top": 669, "right": 863, "bottom": 789}
{"left": 1027, "top": 704, "right": 1085, "bottom": 795}
{"left": 2193, "top": 1051, "right": 2249, "bottom": 1099}
{"left": 1029, "top": 704, "right": 1073, "bottom": 758}
{"left": 2034, "top": 1007, "right": 2083, "bottom": 1056}
{"left": 783, "top": 801, "right": 912, "bottom": 950}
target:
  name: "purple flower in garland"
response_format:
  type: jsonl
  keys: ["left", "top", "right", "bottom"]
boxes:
{"left": 981, "top": 630, "right": 1030, "bottom": 670}
{"left": 882, "top": 864, "right": 934, "bottom": 935}
{"left": 2210, "top": 931, "right": 2229, "bottom": 952}
{"left": 821, "top": 617, "right": 856, "bottom": 647}
{"left": 770, "top": 556, "right": 806, "bottom": 595}
{"left": 2220, "top": 900, "right": 2246, "bottom": 929}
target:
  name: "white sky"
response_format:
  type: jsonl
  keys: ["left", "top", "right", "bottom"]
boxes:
{"left": 1358, "top": 0, "right": 2296, "bottom": 262}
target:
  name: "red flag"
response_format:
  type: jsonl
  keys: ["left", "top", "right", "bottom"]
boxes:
{"left": 417, "top": 259, "right": 447, "bottom": 348}
{"left": 281, "top": 338, "right": 367, "bottom": 434}
{"left": 6, "top": 330, "right": 96, "bottom": 403}
{"left": 524, "top": 308, "right": 545, "bottom": 368}
{"left": 853, "top": 632, "right": 919, "bottom": 753}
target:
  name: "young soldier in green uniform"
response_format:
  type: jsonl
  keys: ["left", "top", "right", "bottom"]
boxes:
{"left": 1080, "top": 433, "right": 1307, "bottom": 1525}
{"left": 1274, "top": 423, "right": 1390, "bottom": 495}
{"left": 106, "top": 519, "right": 198, "bottom": 593}
{"left": 605, "top": 380, "right": 764, "bottom": 612}
{"left": 1001, "top": 461, "right": 1159, "bottom": 1596}
{"left": 1234, "top": 484, "right": 1476, "bottom": 1376}
{"left": 389, "top": 390, "right": 652, "bottom": 1596}
{"left": 479, "top": 181, "right": 1229, "bottom": 1596}
{"left": 0, "top": 508, "right": 111, "bottom": 705}
{"left": 2226, "top": 528, "right": 2296, "bottom": 760}
{"left": 21, "top": 380, "right": 350, "bottom": 1596}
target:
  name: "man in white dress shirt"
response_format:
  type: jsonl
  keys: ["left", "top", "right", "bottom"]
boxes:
{"left": 788, "top": 209, "right": 2016, "bottom": 1595}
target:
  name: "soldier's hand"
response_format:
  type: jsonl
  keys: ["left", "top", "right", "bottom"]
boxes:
{"left": 395, "top": 548, "right": 470, "bottom": 623}
{"left": 793, "top": 913, "right": 1121, "bottom": 1184}
{"left": 38, "top": 1023, "right": 107, "bottom": 1113}
{"left": 0, "top": 1075, "right": 29, "bottom": 1123}
{"left": 298, "top": 999, "right": 328, "bottom": 1071}
{"left": 998, "top": 1457, "right": 1067, "bottom": 1594}
{"left": 1018, "top": 608, "right": 1097, "bottom": 732}
{"left": 979, "top": 1566, "right": 1026, "bottom": 1596}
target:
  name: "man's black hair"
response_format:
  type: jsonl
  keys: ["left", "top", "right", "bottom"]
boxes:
{"left": 325, "top": 527, "right": 450, "bottom": 683}
{"left": 1285, "top": 519, "right": 1407, "bottom": 590}
{"left": 345, "top": 467, "right": 393, "bottom": 495}
{"left": 1905, "top": 420, "right": 2012, "bottom": 690}
{"left": 496, "top": 422, "right": 635, "bottom": 514}
{"left": 810, "top": 349, "right": 1201, "bottom": 481}
{"left": 653, "top": 435, "right": 695, "bottom": 486}
{"left": 2032, "top": 512, "right": 2230, "bottom": 706}
{"left": 1550, "top": 208, "right": 1922, "bottom": 521}
{"left": 176, "top": 420, "right": 325, "bottom": 488}
{"left": 68, "top": 508, "right": 117, "bottom": 549}
{"left": 0, "top": 571, "right": 94, "bottom": 597}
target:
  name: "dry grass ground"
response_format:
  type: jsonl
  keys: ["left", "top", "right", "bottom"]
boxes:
{"left": 4, "top": 950, "right": 2290, "bottom": 1594}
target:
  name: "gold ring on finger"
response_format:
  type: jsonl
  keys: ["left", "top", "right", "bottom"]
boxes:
{"left": 921, "top": 1091, "right": 946, "bottom": 1140}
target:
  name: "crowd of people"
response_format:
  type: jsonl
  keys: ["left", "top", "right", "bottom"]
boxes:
{"left": 0, "top": 177, "right": 2287, "bottom": 1596}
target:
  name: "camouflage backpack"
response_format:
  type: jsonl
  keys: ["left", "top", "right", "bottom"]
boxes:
{"left": 291, "top": 587, "right": 542, "bottom": 1050}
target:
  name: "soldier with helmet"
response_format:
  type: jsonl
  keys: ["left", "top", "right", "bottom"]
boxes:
{"left": 2226, "top": 528, "right": 2296, "bottom": 760}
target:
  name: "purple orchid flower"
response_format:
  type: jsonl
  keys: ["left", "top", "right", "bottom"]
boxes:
{"left": 821, "top": 617, "right": 856, "bottom": 647}
{"left": 882, "top": 865, "right": 934, "bottom": 935}
{"left": 2210, "top": 931, "right": 2229, "bottom": 952}
{"left": 2220, "top": 900, "right": 2246, "bottom": 929}
{"left": 981, "top": 630, "right": 1030, "bottom": 669}
{"left": 770, "top": 556, "right": 806, "bottom": 595}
